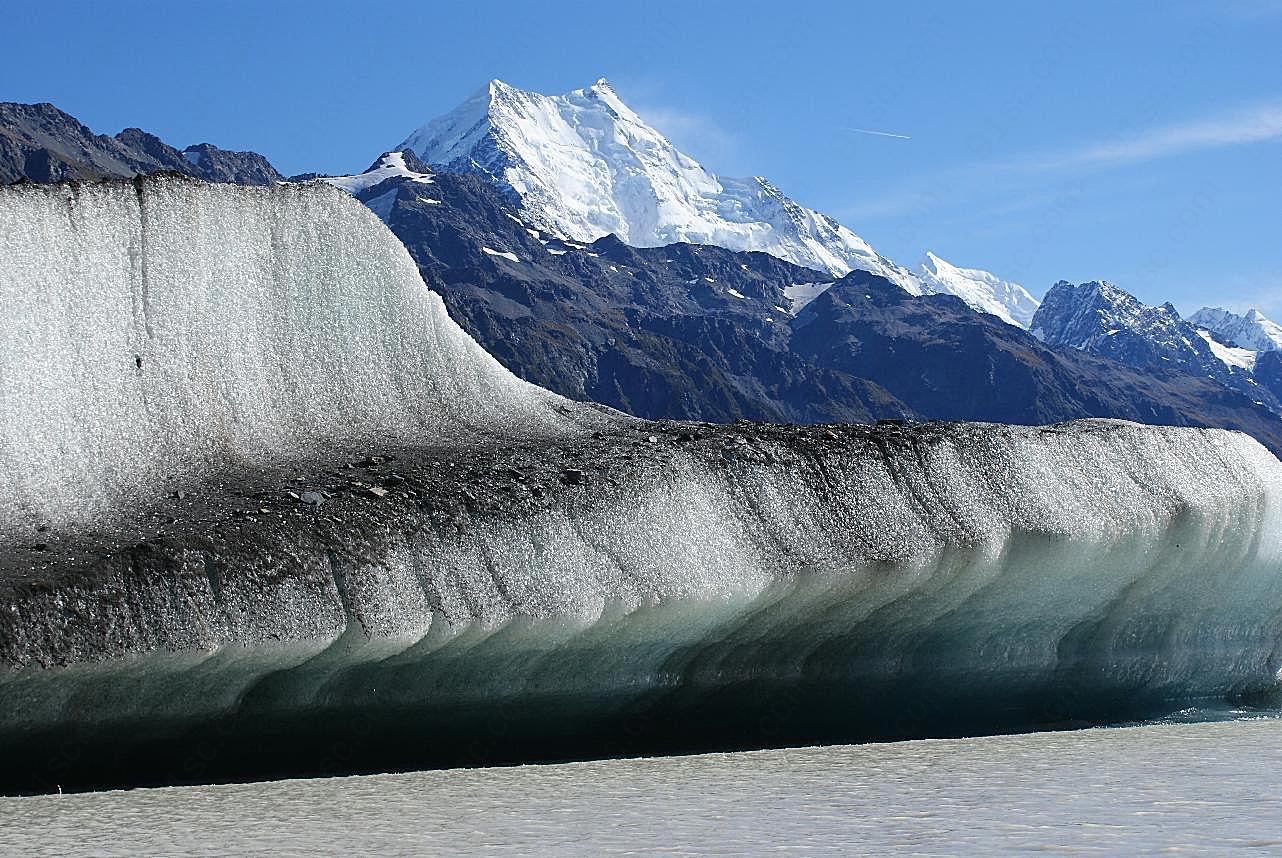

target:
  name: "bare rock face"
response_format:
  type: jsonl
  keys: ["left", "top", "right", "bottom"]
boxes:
{"left": 181, "top": 142, "right": 283, "bottom": 185}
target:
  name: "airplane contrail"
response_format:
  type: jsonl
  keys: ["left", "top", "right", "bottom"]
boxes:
{"left": 844, "top": 127, "right": 912, "bottom": 140}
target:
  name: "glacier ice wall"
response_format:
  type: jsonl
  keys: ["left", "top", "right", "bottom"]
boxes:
{"left": 1, "top": 177, "right": 1281, "bottom": 792}
{"left": 0, "top": 177, "right": 600, "bottom": 534}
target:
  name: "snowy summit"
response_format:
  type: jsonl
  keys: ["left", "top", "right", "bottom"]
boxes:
{"left": 395, "top": 78, "right": 1037, "bottom": 327}
{"left": 1189, "top": 307, "right": 1282, "bottom": 354}
{"left": 398, "top": 78, "right": 915, "bottom": 284}
{"left": 919, "top": 251, "right": 1039, "bottom": 328}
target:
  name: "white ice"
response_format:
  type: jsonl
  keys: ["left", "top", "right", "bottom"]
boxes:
{"left": 1196, "top": 328, "right": 1258, "bottom": 372}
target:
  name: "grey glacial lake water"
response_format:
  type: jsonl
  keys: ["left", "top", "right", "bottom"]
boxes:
{"left": 3, "top": 717, "right": 1281, "bottom": 856}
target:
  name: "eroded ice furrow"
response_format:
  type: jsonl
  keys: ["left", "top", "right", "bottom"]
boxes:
{"left": 1, "top": 419, "right": 1280, "bottom": 791}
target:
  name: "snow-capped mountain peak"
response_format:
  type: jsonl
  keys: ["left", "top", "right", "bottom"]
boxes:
{"left": 918, "top": 251, "right": 1039, "bottom": 328}
{"left": 397, "top": 77, "right": 924, "bottom": 292}
{"left": 579, "top": 77, "right": 640, "bottom": 120}
{"left": 387, "top": 77, "right": 1057, "bottom": 328}
{"left": 1189, "top": 306, "right": 1282, "bottom": 353}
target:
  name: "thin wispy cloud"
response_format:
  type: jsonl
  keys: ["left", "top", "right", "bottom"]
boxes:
{"left": 629, "top": 103, "right": 741, "bottom": 168}
{"left": 1024, "top": 99, "right": 1282, "bottom": 171}
{"left": 840, "top": 97, "right": 1282, "bottom": 222}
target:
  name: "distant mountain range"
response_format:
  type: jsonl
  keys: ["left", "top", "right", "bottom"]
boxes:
{"left": 1032, "top": 280, "right": 1282, "bottom": 411}
{"left": 3, "top": 94, "right": 1281, "bottom": 454}
{"left": 1191, "top": 307, "right": 1282, "bottom": 354}
{"left": 306, "top": 149, "right": 1282, "bottom": 452}
{"left": 0, "top": 101, "right": 281, "bottom": 185}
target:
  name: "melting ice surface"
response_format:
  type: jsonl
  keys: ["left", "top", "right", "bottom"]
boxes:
{"left": 3, "top": 718, "right": 1281, "bottom": 856}
{"left": 1, "top": 177, "right": 1281, "bottom": 792}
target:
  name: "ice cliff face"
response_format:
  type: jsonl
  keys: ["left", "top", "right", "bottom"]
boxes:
{"left": 3, "top": 417, "right": 1281, "bottom": 792}
{"left": 2, "top": 178, "right": 1281, "bottom": 793}
{"left": 396, "top": 79, "right": 1036, "bottom": 327}
{"left": 0, "top": 176, "right": 599, "bottom": 534}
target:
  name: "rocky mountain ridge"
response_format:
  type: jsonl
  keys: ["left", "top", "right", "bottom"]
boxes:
{"left": 0, "top": 101, "right": 282, "bottom": 185}
{"left": 1032, "top": 280, "right": 1282, "bottom": 415}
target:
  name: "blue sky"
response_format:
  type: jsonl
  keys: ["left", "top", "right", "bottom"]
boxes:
{"left": 4, "top": 0, "right": 1279, "bottom": 314}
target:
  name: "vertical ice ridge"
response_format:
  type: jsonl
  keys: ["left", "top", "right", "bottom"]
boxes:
{"left": 326, "top": 550, "right": 365, "bottom": 637}
{"left": 132, "top": 176, "right": 156, "bottom": 343}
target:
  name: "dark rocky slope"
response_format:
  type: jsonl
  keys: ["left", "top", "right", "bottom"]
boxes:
{"left": 1256, "top": 350, "right": 1282, "bottom": 402}
{"left": 792, "top": 272, "right": 1282, "bottom": 447}
{"left": 368, "top": 159, "right": 902, "bottom": 423}
{"left": 0, "top": 101, "right": 281, "bottom": 185}
{"left": 358, "top": 162, "right": 1282, "bottom": 453}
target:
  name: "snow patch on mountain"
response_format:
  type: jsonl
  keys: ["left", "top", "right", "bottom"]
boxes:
{"left": 1196, "top": 329, "right": 1258, "bottom": 372}
{"left": 783, "top": 282, "right": 836, "bottom": 313}
{"left": 482, "top": 246, "right": 520, "bottom": 263}
{"left": 919, "top": 251, "right": 1039, "bottom": 328}
{"left": 323, "top": 151, "right": 435, "bottom": 196}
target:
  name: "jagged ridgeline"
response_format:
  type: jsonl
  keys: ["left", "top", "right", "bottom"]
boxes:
{"left": 2, "top": 178, "right": 1282, "bottom": 794}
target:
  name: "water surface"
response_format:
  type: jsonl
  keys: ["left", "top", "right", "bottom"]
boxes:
{"left": 4, "top": 718, "right": 1280, "bottom": 856}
